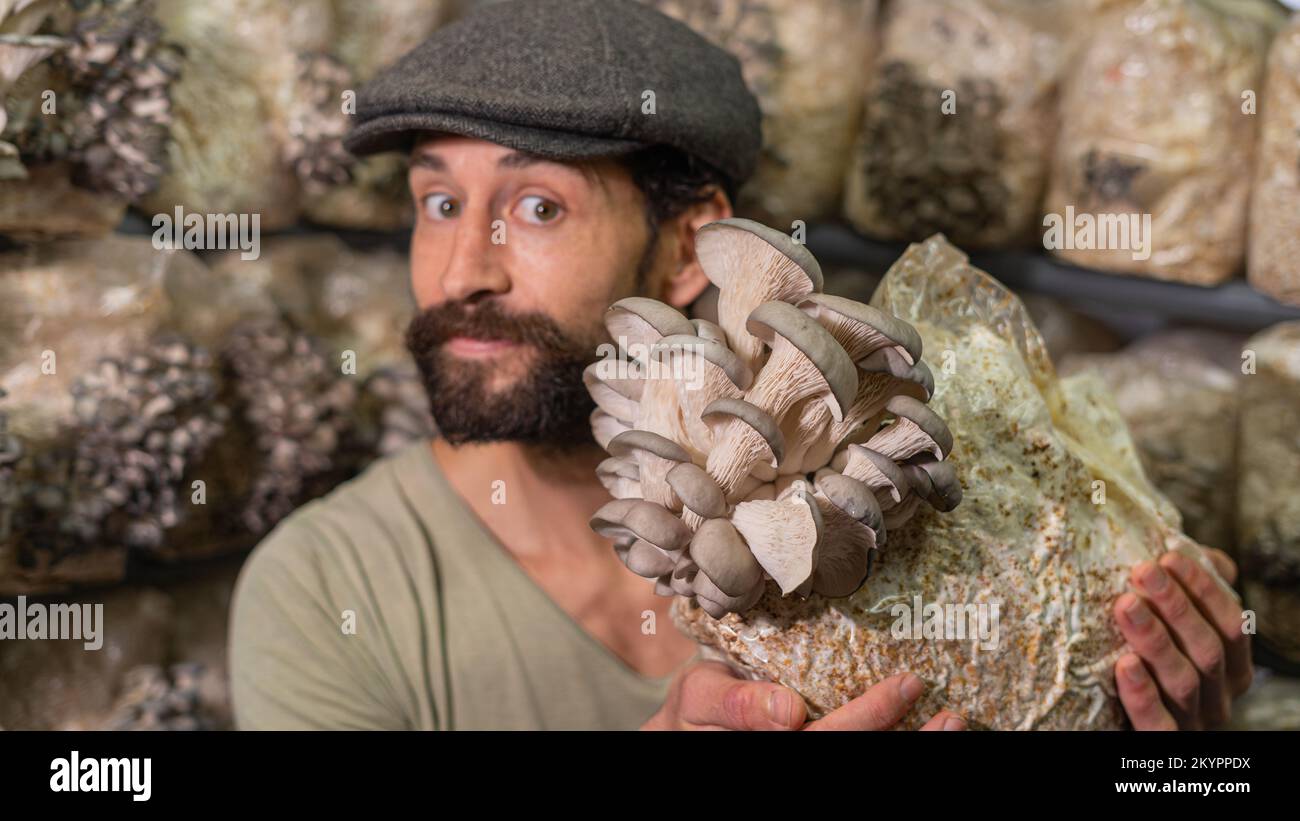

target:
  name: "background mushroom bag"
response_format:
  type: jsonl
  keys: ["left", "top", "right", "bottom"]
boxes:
{"left": 1043, "top": 0, "right": 1281, "bottom": 285}
{"left": 674, "top": 235, "right": 1233, "bottom": 730}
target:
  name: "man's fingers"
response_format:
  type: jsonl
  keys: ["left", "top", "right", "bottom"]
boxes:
{"left": 676, "top": 662, "right": 805, "bottom": 730}
{"left": 1133, "top": 561, "right": 1229, "bottom": 725}
{"left": 1161, "top": 551, "right": 1254, "bottom": 702}
{"left": 1203, "top": 547, "right": 1238, "bottom": 586}
{"left": 1113, "top": 592, "right": 1201, "bottom": 727}
{"left": 805, "top": 672, "right": 925, "bottom": 731}
{"left": 1117, "top": 653, "right": 1178, "bottom": 731}
{"left": 919, "top": 709, "right": 967, "bottom": 731}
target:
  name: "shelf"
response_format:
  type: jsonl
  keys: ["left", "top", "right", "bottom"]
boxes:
{"left": 805, "top": 224, "right": 1300, "bottom": 336}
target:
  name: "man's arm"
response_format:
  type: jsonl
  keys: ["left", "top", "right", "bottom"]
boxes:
{"left": 228, "top": 521, "right": 408, "bottom": 730}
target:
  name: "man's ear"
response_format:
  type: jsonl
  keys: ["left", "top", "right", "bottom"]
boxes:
{"left": 659, "top": 188, "right": 732, "bottom": 310}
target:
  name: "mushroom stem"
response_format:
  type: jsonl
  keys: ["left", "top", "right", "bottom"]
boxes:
{"left": 635, "top": 371, "right": 700, "bottom": 464}
{"left": 706, "top": 422, "right": 773, "bottom": 499}
{"left": 696, "top": 219, "right": 824, "bottom": 375}
{"left": 835, "top": 445, "right": 909, "bottom": 506}
{"left": 745, "top": 343, "right": 840, "bottom": 423}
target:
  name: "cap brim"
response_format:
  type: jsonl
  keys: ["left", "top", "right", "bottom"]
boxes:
{"left": 344, "top": 111, "right": 649, "bottom": 162}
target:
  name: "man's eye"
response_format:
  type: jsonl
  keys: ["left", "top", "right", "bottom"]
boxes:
{"left": 423, "top": 193, "right": 460, "bottom": 220}
{"left": 517, "top": 195, "right": 561, "bottom": 224}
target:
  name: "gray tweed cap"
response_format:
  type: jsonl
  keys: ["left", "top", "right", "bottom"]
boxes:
{"left": 343, "top": 0, "right": 763, "bottom": 189}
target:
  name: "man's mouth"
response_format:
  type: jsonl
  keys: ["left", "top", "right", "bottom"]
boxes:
{"left": 444, "top": 336, "right": 520, "bottom": 357}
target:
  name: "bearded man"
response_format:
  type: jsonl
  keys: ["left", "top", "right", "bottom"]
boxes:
{"left": 229, "top": 0, "right": 1252, "bottom": 731}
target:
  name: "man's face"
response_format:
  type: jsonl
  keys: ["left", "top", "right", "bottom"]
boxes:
{"left": 404, "top": 135, "right": 662, "bottom": 448}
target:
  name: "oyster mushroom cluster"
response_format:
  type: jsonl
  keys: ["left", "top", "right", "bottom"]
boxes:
{"left": 587, "top": 218, "right": 960, "bottom": 617}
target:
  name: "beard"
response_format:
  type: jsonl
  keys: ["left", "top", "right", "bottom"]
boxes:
{"left": 404, "top": 299, "right": 602, "bottom": 449}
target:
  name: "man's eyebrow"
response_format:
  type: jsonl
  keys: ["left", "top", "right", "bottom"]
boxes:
{"left": 409, "top": 147, "right": 591, "bottom": 178}
{"left": 409, "top": 151, "right": 446, "bottom": 171}
{"left": 500, "top": 150, "right": 601, "bottom": 186}
{"left": 497, "top": 151, "right": 551, "bottom": 170}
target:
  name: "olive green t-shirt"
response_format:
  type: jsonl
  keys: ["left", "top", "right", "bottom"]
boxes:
{"left": 228, "top": 441, "right": 675, "bottom": 730}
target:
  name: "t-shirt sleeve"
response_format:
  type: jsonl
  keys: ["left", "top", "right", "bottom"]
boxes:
{"left": 228, "top": 518, "right": 408, "bottom": 730}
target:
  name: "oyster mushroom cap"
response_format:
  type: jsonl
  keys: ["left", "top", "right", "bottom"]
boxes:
{"left": 666, "top": 462, "right": 727, "bottom": 520}
{"left": 856, "top": 347, "right": 934, "bottom": 402}
{"left": 596, "top": 456, "right": 641, "bottom": 499}
{"left": 690, "top": 318, "right": 729, "bottom": 346}
{"left": 746, "top": 300, "right": 858, "bottom": 422}
{"left": 583, "top": 362, "right": 639, "bottom": 422}
{"left": 615, "top": 538, "right": 678, "bottom": 578}
{"left": 695, "top": 218, "right": 823, "bottom": 372}
{"left": 608, "top": 428, "right": 692, "bottom": 510}
{"left": 697, "top": 218, "right": 824, "bottom": 293}
{"left": 814, "top": 469, "right": 884, "bottom": 533}
{"left": 799, "top": 293, "right": 923, "bottom": 364}
{"left": 669, "top": 552, "right": 698, "bottom": 595}
{"left": 583, "top": 359, "right": 645, "bottom": 401}
{"left": 834, "top": 444, "right": 909, "bottom": 505}
{"left": 731, "top": 495, "right": 821, "bottom": 597}
{"left": 883, "top": 493, "right": 924, "bottom": 530}
{"left": 589, "top": 408, "right": 631, "bottom": 451}
{"left": 866, "top": 395, "right": 953, "bottom": 461}
{"left": 652, "top": 334, "right": 753, "bottom": 393}
{"left": 653, "top": 576, "right": 675, "bottom": 598}
{"left": 810, "top": 492, "right": 874, "bottom": 598}
{"left": 589, "top": 498, "right": 692, "bottom": 555}
{"left": 784, "top": 341, "right": 932, "bottom": 473}
{"left": 598, "top": 456, "right": 640, "bottom": 481}
{"left": 903, "top": 455, "right": 963, "bottom": 512}
{"left": 692, "top": 571, "right": 765, "bottom": 618}
{"left": 689, "top": 517, "right": 764, "bottom": 597}
{"left": 702, "top": 397, "right": 785, "bottom": 468}
{"left": 607, "top": 428, "right": 691, "bottom": 464}
{"left": 604, "top": 297, "right": 694, "bottom": 359}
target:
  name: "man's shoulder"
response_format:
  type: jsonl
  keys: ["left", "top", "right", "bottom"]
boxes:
{"left": 236, "top": 442, "right": 442, "bottom": 596}
{"left": 229, "top": 443, "right": 445, "bottom": 730}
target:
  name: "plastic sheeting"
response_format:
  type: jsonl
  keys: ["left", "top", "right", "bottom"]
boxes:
{"left": 1248, "top": 14, "right": 1300, "bottom": 306}
{"left": 675, "top": 234, "right": 1228, "bottom": 729}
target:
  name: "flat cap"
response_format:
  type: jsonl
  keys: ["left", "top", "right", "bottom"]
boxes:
{"left": 344, "top": 0, "right": 763, "bottom": 189}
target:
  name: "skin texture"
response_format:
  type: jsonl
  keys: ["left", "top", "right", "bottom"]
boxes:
{"left": 642, "top": 664, "right": 966, "bottom": 731}
{"left": 1113, "top": 547, "right": 1254, "bottom": 730}
{"left": 407, "top": 134, "right": 1248, "bottom": 731}
{"left": 409, "top": 135, "right": 720, "bottom": 681}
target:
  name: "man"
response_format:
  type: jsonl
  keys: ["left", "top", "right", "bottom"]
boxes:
{"left": 229, "top": 0, "right": 1251, "bottom": 730}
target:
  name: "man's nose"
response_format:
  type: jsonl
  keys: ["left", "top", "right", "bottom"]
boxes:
{"left": 440, "top": 214, "right": 510, "bottom": 303}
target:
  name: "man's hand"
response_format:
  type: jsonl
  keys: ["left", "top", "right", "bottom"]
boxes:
{"left": 641, "top": 661, "right": 966, "bottom": 731}
{"left": 1113, "top": 547, "right": 1254, "bottom": 730}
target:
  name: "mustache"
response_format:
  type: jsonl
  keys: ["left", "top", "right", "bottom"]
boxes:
{"left": 405, "top": 300, "right": 586, "bottom": 355}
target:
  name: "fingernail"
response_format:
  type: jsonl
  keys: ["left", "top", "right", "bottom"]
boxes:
{"left": 1161, "top": 552, "right": 1191, "bottom": 579}
{"left": 1125, "top": 597, "right": 1151, "bottom": 626}
{"left": 943, "top": 715, "right": 966, "bottom": 731}
{"left": 768, "top": 691, "right": 795, "bottom": 726}
{"left": 1139, "top": 564, "right": 1168, "bottom": 593}
{"left": 900, "top": 673, "right": 925, "bottom": 702}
